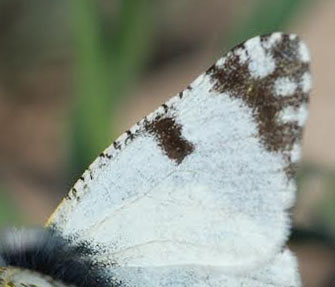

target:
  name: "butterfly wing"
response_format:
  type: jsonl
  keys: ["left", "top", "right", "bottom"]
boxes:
{"left": 110, "top": 249, "right": 301, "bottom": 287}
{"left": 47, "top": 33, "right": 310, "bottom": 274}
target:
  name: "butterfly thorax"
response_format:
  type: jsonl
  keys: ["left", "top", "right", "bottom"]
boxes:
{"left": 0, "top": 267, "right": 72, "bottom": 287}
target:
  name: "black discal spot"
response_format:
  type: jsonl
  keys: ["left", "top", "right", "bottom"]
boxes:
{"left": 208, "top": 34, "right": 310, "bottom": 178}
{"left": 145, "top": 117, "right": 194, "bottom": 164}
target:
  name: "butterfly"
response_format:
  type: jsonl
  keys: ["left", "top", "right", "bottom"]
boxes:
{"left": 0, "top": 32, "right": 311, "bottom": 287}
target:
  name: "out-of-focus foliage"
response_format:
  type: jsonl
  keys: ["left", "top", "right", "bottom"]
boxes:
{"left": 0, "top": 0, "right": 69, "bottom": 94}
{"left": 297, "top": 164, "right": 335, "bottom": 241}
{"left": 227, "top": 0, "right": 313, "bottom": 48}
{"left": 0, "top": 187, "right": 20, "bottom": 227}
{"left": 70, "top": 0, "right": 156, "bottom": 176}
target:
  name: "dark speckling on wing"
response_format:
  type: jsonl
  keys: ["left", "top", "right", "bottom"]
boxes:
{"left": 207, "top": 33, "right": 310, "bottom": 178}
{"left": 0, "top": 228, "right": 123, "bottom": 287}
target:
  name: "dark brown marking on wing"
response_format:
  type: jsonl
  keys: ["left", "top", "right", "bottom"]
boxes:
{"left": 125, "top": 130, "right": 136, "bottom": 145}
{"left": 113, "top": 141, "right": 121, "bottom": 150}
{"left": 68, "top": 188, "right": 76, "bottom": 199}
{"left": 88, "top": 169, "right": 93, "bottom": 180}
{"left": 66, "top": 188, "right": 78, "bottom": 201}
{"left": 162, "top": 104, "right": 168, "bottom": 113}
{"left": 208, "top": 34, "right": 310, "bottom": 178}
{"left": 145, "top": 117, "right": 194, "bottom": 164}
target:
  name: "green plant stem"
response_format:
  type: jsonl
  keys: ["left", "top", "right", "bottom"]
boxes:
{"left": 70, "top": 0, "right": 155, "bottom": 176}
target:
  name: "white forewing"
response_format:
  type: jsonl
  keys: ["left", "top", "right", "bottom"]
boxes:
{"left": 47, "top": 33, "right": 310, "bottom": 284}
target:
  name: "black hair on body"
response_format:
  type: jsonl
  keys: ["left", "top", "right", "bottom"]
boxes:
{"left": 0, "top": 227, "right": 123, "bottom": 287}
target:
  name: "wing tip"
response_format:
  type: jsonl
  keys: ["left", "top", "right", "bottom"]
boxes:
{"left": 205, "top": 32, "right": 311, "bottom": 179}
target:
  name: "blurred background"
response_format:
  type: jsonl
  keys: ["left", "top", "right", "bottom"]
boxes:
{"left": 0, "top": 0, "right": 333, "bottom": 286}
